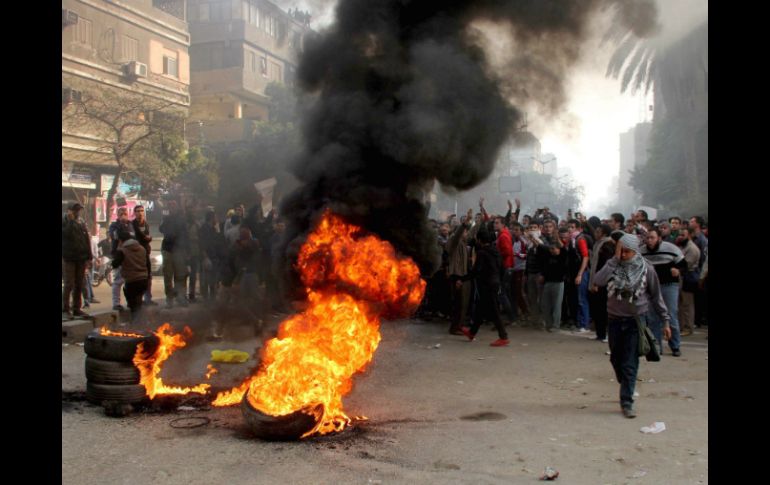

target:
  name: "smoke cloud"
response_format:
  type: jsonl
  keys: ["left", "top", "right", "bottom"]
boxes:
{"left": 280, "top": 0, "right": 659, "bottom": 275}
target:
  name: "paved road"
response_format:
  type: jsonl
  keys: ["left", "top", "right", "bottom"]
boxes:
{"left": 62, "top": 317, "right": 708, "bottom": 485}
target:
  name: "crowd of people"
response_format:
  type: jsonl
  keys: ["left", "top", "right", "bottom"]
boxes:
{"left": 62, "top": 200, "right": 290, "bottom": 334}
{"left": 63, "top": 196, "right": 709, "bottom": 417}
{"left": 418, "top": 198, "right": 708, "bottom": 417}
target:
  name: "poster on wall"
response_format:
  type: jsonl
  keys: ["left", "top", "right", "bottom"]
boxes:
{"left": 100, "top": 174, "right": 142, "bottom": 198}
{"left": 94, "top": 197, "right": 154, "bottom": 222}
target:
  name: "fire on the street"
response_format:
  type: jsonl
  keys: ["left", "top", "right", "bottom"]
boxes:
{"left": 98, "top": 327, "right": 146, "bottom": 338}
{"left": 212, "top": 211, "right": 425, "bottom": 438}
{"left": 133, "top": 323, "right": 210, "bottom": 399}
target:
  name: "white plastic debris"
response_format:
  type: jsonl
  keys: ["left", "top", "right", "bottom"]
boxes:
{"left": 640, "top": 422, "right": 666, "bottom": 434}
{"left": 75, "top": 342, "right": 84, "bottom": 346}
{"left": 633, "top": 392, "right": 639, "bottom": 397}
{"left": 434, "top": 343, "right": 441, "bottom": 349}
{"left": 630, "top": 470, "right": 648, "bottom": 478}
{"left": 177, "top": 406, "right": 196, "bottom": 411}
{"left": 647, "top": 378, "right": 656, "bottom": 383}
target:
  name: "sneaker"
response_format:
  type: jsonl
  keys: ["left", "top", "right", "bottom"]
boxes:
{"left": 113, "top": 305, "right": 126, "bottom": 311}
{"left": 602, "top": 338, "right": 608, "bottom": 343}
{"left": 490, "top": 338, "right": 510, "bottom": 347}
{"left": 460, "top": 327, "right": 475, "bottom": 342}
{"left": 672, "top": 349, "right": 682, "bottom": 357}
{"left": 680, "top": 329, "right": 693, "bottom": 336}
{"left": 62, "top": 310, "right": 72, "bottom": 320}
{"left": 90, "top": 298, "right": 101, "bottom": 304}
{"left": 72, "top": 309, "right": 91, "bottom": 318}
{"left": 622, "top": 407, "right": 637, "bottom": 419}
{"left": 82, "top": 302, "right": 90, "bottom": 309}
{"left": 578, "top": 328, "right": 589, "bottom": 333}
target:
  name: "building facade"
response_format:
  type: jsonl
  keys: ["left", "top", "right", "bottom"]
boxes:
{"left": 185, "top": 0, "right": 312, "bottom": 144}
{"left": 62, "top": 0, "right": 190, "bottom": 224}
{"left": 617, "top": 122, "right": 652, "bottom": 214}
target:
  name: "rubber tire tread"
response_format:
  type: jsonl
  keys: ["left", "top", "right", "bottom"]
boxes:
{"left": 84, "top": 330, "right": 159, "bottom": 362}
{"left": 85, "top": 357, "right": 141, "bottom": 385}
{"left": 86, "top": 382, "right": 147, "bottom": 404}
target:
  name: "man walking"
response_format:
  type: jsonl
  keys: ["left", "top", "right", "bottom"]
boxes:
{"left": 640, "top": 228, "right": 687, "bottom": 356}
{"left": 594, "top": 233, "right": 671, "bottom": 418}
{"left": 111, "top": 231, "right": 149, "bottom": 325}
{"left": 62, "top": 203, "right": 92, "bottom": 319}
{"left": 588, "top": 223, "right": 615, "bottom": 343}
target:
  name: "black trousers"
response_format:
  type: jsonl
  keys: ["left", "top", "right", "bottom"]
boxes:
{"left": 469, "top": 283, "right": 508, "bottom": 340}
{"left": 124, "top": 279, "right": 148, "bottom": 319}
{"left": 588, "top": 287, "right": 609, "bottom": 340}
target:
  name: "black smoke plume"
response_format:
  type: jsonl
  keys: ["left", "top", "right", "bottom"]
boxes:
{"left": 280, "top": 0, "right": 658, "bottom": 276}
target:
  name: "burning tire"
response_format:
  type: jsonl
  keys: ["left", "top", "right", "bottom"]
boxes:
{"left": 84, "top": 330, "right": 159, "bottom": 362}
{"left": 85, "top": 357, "right": 141, "bottom": 385}
{"left": 86, "top": 382, "right": 147, "bottom": 404}
{"left": 241, "top": 395, "right": 322, "bottom": 441}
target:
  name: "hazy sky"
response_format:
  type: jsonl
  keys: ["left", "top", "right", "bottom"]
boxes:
{"left": 281, "top": 0, "right": 707, "bottom": 216}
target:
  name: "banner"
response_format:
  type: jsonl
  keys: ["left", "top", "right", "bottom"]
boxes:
{"left": 254, "top": 177, "right": 277, "bottom": 216}
{"left": 94, "top": 197, "right": 153, "bottom": 222}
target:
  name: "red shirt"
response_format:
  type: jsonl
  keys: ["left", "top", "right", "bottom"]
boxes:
{"left": 576, "top": 237, "right": 589, "bottom": 259}
{"left": 497, "top": 228, "right": 513, "bottom": 269}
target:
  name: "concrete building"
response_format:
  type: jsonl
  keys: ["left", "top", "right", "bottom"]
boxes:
{"left": 497, "top": 131, "right": 542, "bottom": 175}
{"left": 62, "top": 0, "right": 190, "bottom": 222}
{"left": 185, "top": 0, "right": 312, "bottom": 144}
{"left": 617, "top": 122, "right": 652, "bottom": 213}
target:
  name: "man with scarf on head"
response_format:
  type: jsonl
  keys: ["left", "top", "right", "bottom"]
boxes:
{"left": 594, "top": 232, "right": 671, "bottom": 418}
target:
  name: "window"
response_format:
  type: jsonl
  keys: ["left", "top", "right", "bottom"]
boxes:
{"left": 250, "top": 51, "right": 256, "bottom": 72}
{"left": 250, "top": 5, "right": 259, "bottom": 27}
{"left": 210, "top": 1, "right": 230, "bottom": 21}
{"left": 122, "top": 36, "right": 138, "bottom": 61}
{"left": 199, "top": 3, "right": 209, "bottom": 21}
{"left": 77, "top": 18, "right": 92, "bottom": 46}
{"left": 163, "top": 55, "right": 178, "bottom": 77}
{"left": 260, "top": 56, "right": 267, "bottom": 77}
{"left": 269, "top": 61, "right": 282, "bottom": 82}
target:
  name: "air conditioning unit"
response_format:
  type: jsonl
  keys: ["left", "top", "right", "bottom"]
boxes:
{"left": 62, "top": 9, "right": 79, "bottom": 27}
{"left": 62, "top": 87, "right": 83, "bottom": 104}
{"left": 123, "top": 61, "right": 148, "bottom": 79}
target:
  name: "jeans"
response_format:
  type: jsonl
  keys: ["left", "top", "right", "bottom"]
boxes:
{"left": 608, "top": 315, "right": 643, "bottom": 409}
{"left": 646, "top": 283, "right": 680, "bottom": 352}
{"left": 112, "top": 267, "right": 124, "bottom": 307}
{"left": 576, "top": 271, "right": 591, "bottom": 328}
{"left": 82, "top": 268, "right": 94, "bottom": 303}
{"left": 512, "top": 270, "right": 529, "bottom": 316}
{"left": 541, "top": 282, "right": 564, "bottom": 330}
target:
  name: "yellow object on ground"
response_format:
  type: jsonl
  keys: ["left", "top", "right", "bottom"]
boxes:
{"left": 210, "top": 349, "right": 250, "bottom": 363}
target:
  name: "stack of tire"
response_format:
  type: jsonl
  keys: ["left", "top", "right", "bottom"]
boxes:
{"left": 84, "top": 329, "right": 160, "bottom": 411}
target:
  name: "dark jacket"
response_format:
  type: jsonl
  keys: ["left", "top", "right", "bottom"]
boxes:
{"left": 198, "top": 223, "right": 226, "bottom": 263}
{"left": 160, "top": 214, "right": 188, "bottom": 253}
{"left": 131, "top": 219, "right": 152, "bottom": 254}
{"left": 640, "top": 241, "right": 687, "bottom": 286}
{"left": 538, "top": 239, "right": 568, "bottom": 283}
{"left": 111, "top": 239, "right": 148, "bottom": 283}
{"left": 62, "top": 217, "right": 92, "bottom": 262}
{"left": 461, "top": 243, "right": 502, "bottom": 288}
{"left": 109, "top": 220, "right": 135, "bottom": 254}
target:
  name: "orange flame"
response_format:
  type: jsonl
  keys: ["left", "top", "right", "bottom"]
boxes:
{"left": 205, "top": 364, "right": 218, "bottom": 380}
{"left": 212, "top": 212, "right": 425, "bottom": 438}
{"left": 98, "top": 326, "right": 146, "bottom": 338}
{"left": 133, "top": 323, "right": 210, "bottom": 399}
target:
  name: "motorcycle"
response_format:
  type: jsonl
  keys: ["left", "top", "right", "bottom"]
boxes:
{"left": 91, "top": 255, "right": 113, "bottom": 287}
